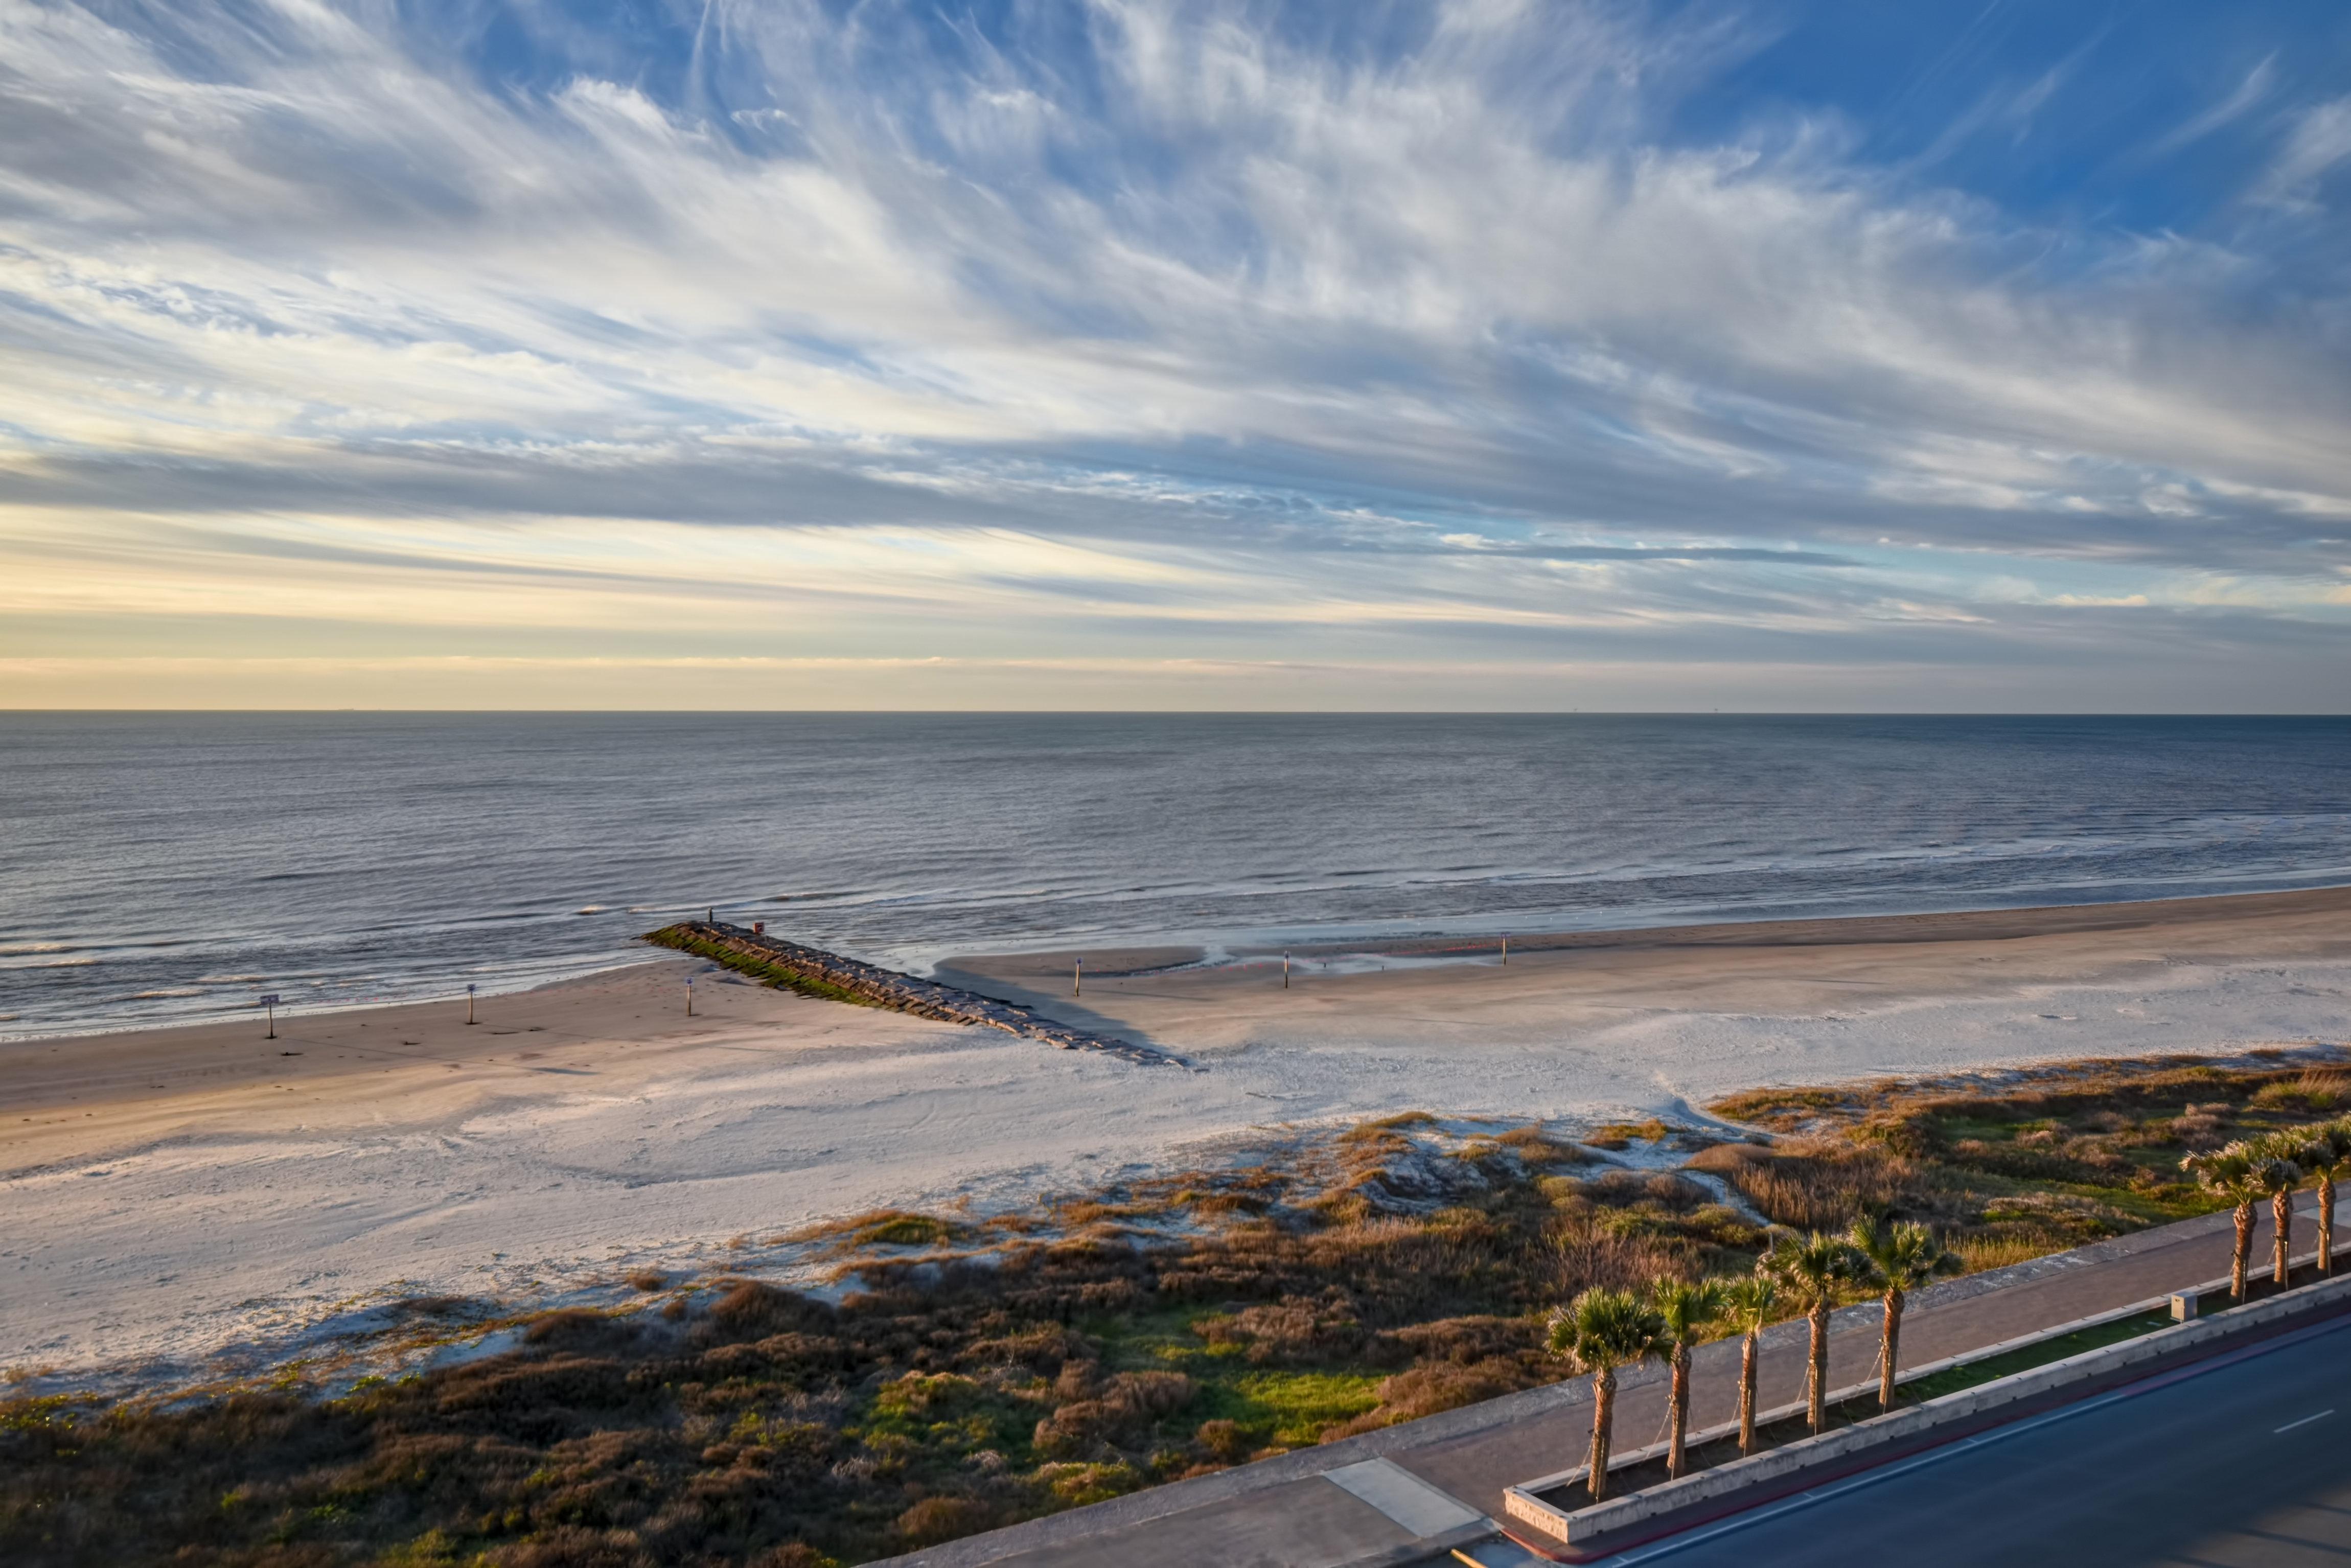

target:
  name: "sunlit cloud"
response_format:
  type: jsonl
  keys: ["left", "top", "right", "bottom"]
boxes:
{"left": 0, "top": 0, "right": 2346, "bottom": 708}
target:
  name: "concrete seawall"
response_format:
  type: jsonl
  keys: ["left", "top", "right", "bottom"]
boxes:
{"left": 642, "top": 921, "right": 1186, "bottom": 1068}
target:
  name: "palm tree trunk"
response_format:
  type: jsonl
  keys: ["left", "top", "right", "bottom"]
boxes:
{"left": 1668, "top": 1344, "right": 1691, "bottom": 1479}
{"left": 2232, "top": 1200, "right": 2254, "bottom": 1300}
{"left": 1738, "top": 1329, "right": 1759, "bottom": 1456}
{"left": 1807, "top": 1299, "right": 1829, "bottom": 1433}
{"left": 1587, "top": 1367, "right": 1617, "bottom": 1505}
{"left": 1878, "top": 1288, "right": 1903, "bottom": 1410}
{"left": 2322, "top": 1176, "right": 2336, "bottom": 1275}
{"left": 2275, "top": 1185, "right": 2294, "bottom": 1287}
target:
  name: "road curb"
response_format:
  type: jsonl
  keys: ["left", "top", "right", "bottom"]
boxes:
{"left": 1501, "top": 1262, "right": 2351, "bottom": 1555}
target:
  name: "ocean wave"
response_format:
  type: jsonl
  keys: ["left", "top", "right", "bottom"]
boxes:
{"left": 128, "top": 988, "right": 206, "bottom": 999}
{"left": 0, "top": 942, "right": 68, "bottom": 955}
{"left": 576, "top": 906, "right": 607, "bottom": 915}
{"left": 196, "top": 974, "right": 266, "bottom": 983}
{"left": 28, "top": 957, "right": 98, "bottom": 968}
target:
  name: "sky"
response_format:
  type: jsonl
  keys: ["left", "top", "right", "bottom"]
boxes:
{"left": 2, "top": 0, "right": 2349, "bottom": 710}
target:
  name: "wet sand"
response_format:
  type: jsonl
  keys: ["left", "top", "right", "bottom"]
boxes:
{"left": 939, "top": 886, "right": 2351, "bottom": 1055}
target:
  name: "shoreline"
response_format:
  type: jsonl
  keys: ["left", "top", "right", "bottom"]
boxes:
{"left": 6, "top": 884, "right": 2350, "bottom": 1382}
{"left": 12, "top": 880, "right": 2351, "bottom": 1048}
{"left": 957, "top": 881, "right": 2351, "bottom": 970}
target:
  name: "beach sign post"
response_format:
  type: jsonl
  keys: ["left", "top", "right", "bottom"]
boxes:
{"left": 1073, "top": 957, "right": 1081, "bottom": 998}
{"left": 466, "top": 983, "right": 476, "bottom": 1026}
{"left": 1502, "top": 934, "right": 1509, "bottom": 965}
{"left": 1283, "top": 951, "right": 1289, "bottom": 989}
{"left": 686, "top": 975, "right": 695, "bottom": 1017}
{"left": 261, "top": 993, "right": 281, "bottom": 1039}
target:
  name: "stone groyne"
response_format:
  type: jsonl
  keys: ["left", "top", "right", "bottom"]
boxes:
{"left": 642, "top": 921, "right": 1186, "bottom": 1069}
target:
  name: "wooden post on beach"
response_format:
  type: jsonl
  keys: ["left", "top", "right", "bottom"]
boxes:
{"left": 1283, "top": 952, "right": 1289, "bottom": 989}
{"left": 1074, "top": 958, "right": 1081, "bottom": 998}
{"left": 1502, "top": 934, "right": 1509, "bottom": 965}
{"left": 465, "top": 983, "right": 476, "bottom": 1026}
{"left": 686, "top": 975, "right": 695, "bottom": 1017}
{"left": 261, "top": 993, "right": 280, "bottom": 1039}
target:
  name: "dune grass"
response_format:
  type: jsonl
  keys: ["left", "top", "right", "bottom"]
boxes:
{"left": 7, "top": 1049, "right": 2341, "bottom": 1566}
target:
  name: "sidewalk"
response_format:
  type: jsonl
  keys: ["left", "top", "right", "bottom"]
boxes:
{"left": 882, "top": 1199, "right": 2343, "bottom": 1568}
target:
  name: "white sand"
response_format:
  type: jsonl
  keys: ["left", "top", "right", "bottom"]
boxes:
{"left": 7, "top": 890, "right": 2349, "bottom": 1387}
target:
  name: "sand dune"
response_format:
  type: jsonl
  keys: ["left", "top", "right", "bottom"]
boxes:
{"left": 6, "top": 887, "right": 2350, "bottom": 1383}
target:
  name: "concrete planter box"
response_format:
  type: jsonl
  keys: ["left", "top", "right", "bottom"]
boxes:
{"left": 1504, "top": 1256, "right": 2351, "bottom": 1551}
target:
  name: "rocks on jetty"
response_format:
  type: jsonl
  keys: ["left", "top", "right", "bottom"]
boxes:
{"left": 642, "top": 921, "right": 1186, "bottom": 1069}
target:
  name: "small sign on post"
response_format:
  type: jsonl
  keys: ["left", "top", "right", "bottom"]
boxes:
{"left": 260, "top": 993, "right": 282, "bottom": 1039}
{"left": 466, "top": 983, "right": 477, "bottom": 1026}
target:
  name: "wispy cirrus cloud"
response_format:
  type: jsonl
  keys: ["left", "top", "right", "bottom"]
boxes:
{"left": 0, "top": 0, "right": 2346, "bottom": 708}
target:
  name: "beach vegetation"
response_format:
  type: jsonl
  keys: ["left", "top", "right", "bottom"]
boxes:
{"left": 9, "top": 1050, "right": 2350, "bottom": 1565}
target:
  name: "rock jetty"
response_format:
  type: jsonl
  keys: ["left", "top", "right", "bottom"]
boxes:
{"left": 642, "top": 920, "right": 1185, "bottom": 1069}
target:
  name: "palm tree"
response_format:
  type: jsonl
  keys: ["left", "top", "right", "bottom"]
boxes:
{"left": 1719, "top": 1274, "right": 1778, "bottom": 1457}
{"left": 1651, "top": 1278, "right": 1725, "bottom": 1479}
{"left": 2245, "top": 1137, "right": 2306, "bottom": 1289}
{"left": 1848, "top": 1215, "right": 1960, "bottom": 1410}
{"left": 1761, "top": 1230, "right": 1861, "bottom": 1433}
{"left": 2182, "top": 1145, "right": 2263, "bottom": 1301}
{"left": 2295, "top": 1123, "right": 2351, "bottom": 1275}
{"left": 1548, "top": 1286, "right": 1665, "bottom": 1505}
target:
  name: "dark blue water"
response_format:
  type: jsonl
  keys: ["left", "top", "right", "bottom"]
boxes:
{"left": 4, "top": 713, "right": 2348, "bottom": 1038}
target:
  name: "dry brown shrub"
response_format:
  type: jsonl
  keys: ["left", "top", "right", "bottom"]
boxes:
{"left": 1031, "top": 1372, "right": 1196, "bottom": 1458}
{"left": 2170, "top": 1111, "right": 2225, "bottom": 1149}
{"left": 490, "top": 1525, "right": 653, "bottom": 1568}
{"left": 692, "top": 1281, "right": 830, "bottom": 1346}
{"left": 1552, "top": 1228, "right": 1691, "bottom": 1296}
{"left": 1195, "top": 1418, "right": 1249, "bottom": 1463}
{"left": 962, "top": 1323, "right": 1089, "bottom": 1375}
{"left": 1685, "top": 1138, "right": 1903, "bottom": 1229}
{"left": 1194, "top": 1299, "right": 1367, "bottom": 1365}
{"left": 1322, "top": 1358, "right": 1529, "bottom": 1440}
{"left": 1387, "top": 1314, "right": 1529, "bottom": 1366}
{"left": 894, "top": 1495, "right": 994, "bottom": 1549}
{"left": 524, "top": 1309, "right": 636, "bottom": 1351}
{"left": 749, "top": 1546, "right": 833, "bottom": 1568}
{"left": 626, "top": 1270, "right": 666, "bottom": 1292}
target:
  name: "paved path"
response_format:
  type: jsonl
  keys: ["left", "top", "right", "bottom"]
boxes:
{"left": 882, "top": 1200, "right": 2346, "bottom": 1568}
{"left": 1596, "top": 1308, "right": 2351, "bottom": 1566}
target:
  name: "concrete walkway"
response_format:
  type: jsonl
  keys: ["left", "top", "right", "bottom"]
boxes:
{"left": 881, "top": 1200, "right": 2345, "bottom": 1568}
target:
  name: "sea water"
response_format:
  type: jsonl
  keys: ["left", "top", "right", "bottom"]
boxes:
{"left": 3, "top": 712, "right": 2348, "bottom": 1037}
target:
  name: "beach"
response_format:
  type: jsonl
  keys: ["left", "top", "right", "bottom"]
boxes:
{"left": 7, "top": 887, "right": 2351, "bottom": 1384}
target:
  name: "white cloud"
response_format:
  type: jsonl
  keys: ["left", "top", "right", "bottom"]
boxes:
{"left": 0, "top": 0, "right": 2345, "bottom": 705}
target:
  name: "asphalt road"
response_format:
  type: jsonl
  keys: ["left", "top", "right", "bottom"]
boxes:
{"left": 1594, "top": 1313, "right": 2351, "bottom": 1568}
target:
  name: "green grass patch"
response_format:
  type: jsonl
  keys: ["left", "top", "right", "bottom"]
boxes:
{"left": 1901, "top": 1308, "right": 2171, "bottom": 1401}
{"left": 1189, "top": 1370, "right": 1386, "bottom": 1448}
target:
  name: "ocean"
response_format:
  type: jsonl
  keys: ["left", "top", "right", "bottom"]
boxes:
{"left": 4, "top": 713, "right": 2348, "bottom": 1039}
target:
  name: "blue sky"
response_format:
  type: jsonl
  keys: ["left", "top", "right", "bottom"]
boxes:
{"left": 2, "top": 0, "right": 2347, "bottom": 708}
